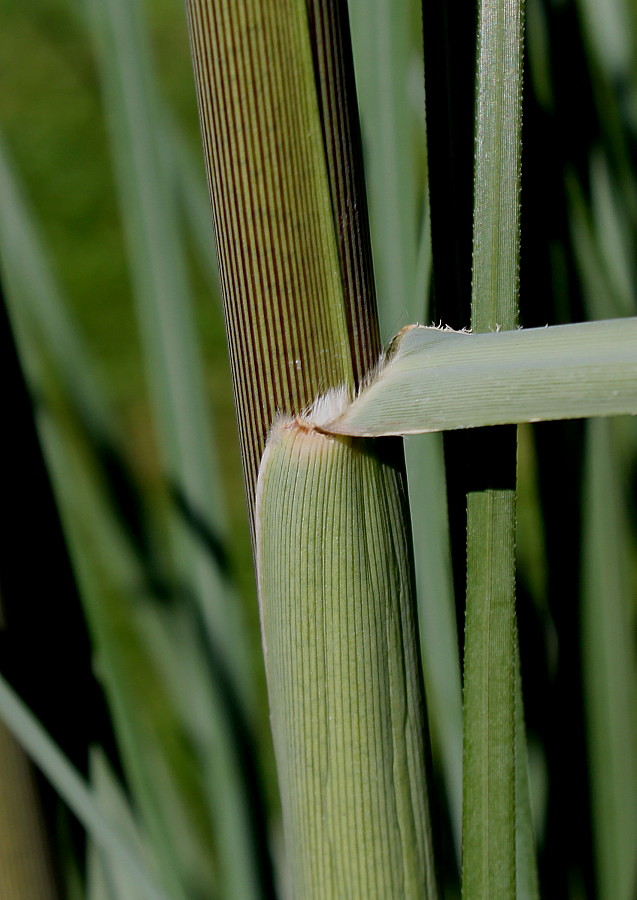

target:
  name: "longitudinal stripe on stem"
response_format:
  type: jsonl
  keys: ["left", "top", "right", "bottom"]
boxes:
{"left": 256, "top": 419, "right": 438, "bottom": 897}
{"left": 186, "top": 0, "right": 359, "bottom": 519}
{"left": 307, "top": 0, "right": 381, "bottom": 383}
{"left": 462, "top": 0, "right": 529, "bottom": 896}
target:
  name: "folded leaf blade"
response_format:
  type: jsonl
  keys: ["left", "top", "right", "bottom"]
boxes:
{"left": 325, "top": 318, "right": 637, "bottom": 436}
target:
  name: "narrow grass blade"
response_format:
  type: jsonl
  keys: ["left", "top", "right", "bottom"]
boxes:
{"left": 471, "top": 0, "right": 524, "bottom": 333}
{"left": 567, "top": 167, "right": 634, "bottom": 322}
{"left": 582, "top": 418, "right": 637, "bottom": 900}
{"left": 348, "top": 2, "right": 461, "bottom": 861}
{"left": 463, "top": 459, "right": 518, "bottom": 897}
{"left": 515, "top": 643, "right": 540, "bottom": 900}
{"left": 575, "top": 0, "right": 637, "bottom": 234}
{"left": 569, "top": 49, "right": 637, "bottom": 894}
{"left": 589, "top": 151, "right": 635, "bottom": 317}
{"left": 256, "top": 417, "right": 438, "bottom": 898}
{"left": 347, "top": 0, "right": 426, "bottom": 334}
{"left": 463, "top": 0, "right": 526, "bottom": 896}
{"left": 405, "top": 434, "right": 463, "bottom": 855}
{"left": 0, "top": 675, "right": 169, "bottom": 900}
{"left": 322, "top": 318, "right": 637, "bottom": 436}
{"left": 86, "top": 750, "right": 152, "bottom": 900}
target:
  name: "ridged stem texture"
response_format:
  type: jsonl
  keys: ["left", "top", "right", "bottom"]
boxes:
{"left": 305, "top": 0, "right": 381, "bottom": 381}
{"left": 462, "top": 0, "right": 526, "bottom": 897}
{"left": 185, "top": 0, "right": 380, "bottom": 520}
{"left": 256, "top": 419, "right": 437, "bottom": 898}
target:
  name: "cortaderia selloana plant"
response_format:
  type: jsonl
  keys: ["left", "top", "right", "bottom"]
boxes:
{"left": 184, "top": 0, "right": 637, "bottom": 897}
{"left": 1, "top": 0, "right": 636, "bottom": 897}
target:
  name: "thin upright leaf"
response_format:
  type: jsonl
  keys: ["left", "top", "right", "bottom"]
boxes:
{"left": 582, "top": 419, "right": 637, "bottom": 900}
{"left": 463, "top": 0, "right": 526, "bottom": 896}
{"left": 347, "top": 0, "right": 426, "bottom": 333}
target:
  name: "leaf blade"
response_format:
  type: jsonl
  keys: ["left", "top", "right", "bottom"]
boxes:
{"left": 324, "top": 319, "right": 637, "bottom": 436}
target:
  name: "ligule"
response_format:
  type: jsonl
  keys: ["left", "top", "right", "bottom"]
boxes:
{"left": 256, "top": 418, "right": 438, "bottom": 899}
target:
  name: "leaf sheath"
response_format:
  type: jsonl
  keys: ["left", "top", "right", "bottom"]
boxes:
{"left": 256, "top": 418, "right": 438, "bottom": 898}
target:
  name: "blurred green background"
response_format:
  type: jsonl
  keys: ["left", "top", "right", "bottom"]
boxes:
{"left": 0, "top": 0, "right": 246, "bottom": 544}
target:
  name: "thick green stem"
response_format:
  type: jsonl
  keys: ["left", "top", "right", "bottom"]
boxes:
{"left": 471, "top": 0, "right": 524, "bottom": 334}
{"left": 186, "top": 1, "right": 437, "bottom": 895}
{"left": 463, "top": 435, "right": 518, "bottom": 898}
{"left": 186, "top": 0, "right": 360, "bottom": 517}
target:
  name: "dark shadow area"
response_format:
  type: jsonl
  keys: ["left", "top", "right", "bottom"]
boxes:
{"left": 0, "top": 271, "right": 121, "bottom": 889}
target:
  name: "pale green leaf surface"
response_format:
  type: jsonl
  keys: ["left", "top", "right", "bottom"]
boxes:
{"left": 256, "top": 418, "right": 438, "bottom": 899}
{"left": 347, "top": 0, "right": 427, "bottom": 336}
{"left": 322, "top": 319, "right": 637, "bottom": 437}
